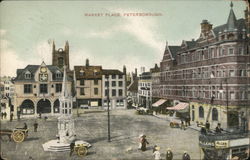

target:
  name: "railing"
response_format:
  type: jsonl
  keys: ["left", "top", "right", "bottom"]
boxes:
{"left": 199, "top": 129, "right": 249, "bottom": 142}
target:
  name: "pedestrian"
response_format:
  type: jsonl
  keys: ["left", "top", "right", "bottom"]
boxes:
{"left": 153, "top": 146, "right": 161, "bottom": 160}
{"left": 33, "top": 121, "right": 38, "bottom": 132}
{"left": 181, "top": 120, "right": 185, "bottom": 130}
{"left": 28, "top": 156, "right": 34, "bottom": 160}
{"left": 187, "top": 116, "right": 191, "bottom": 126}
{"left": 39, "top": 112, "right": 42, "bottom": 119}
{"left": 200, "top": 127, "right": 207, "bottom": 135}
{"left": 153, "top": 145, "right": 158, "bottom": 153}
{"left": 4, "top": 112, "right": 7, "bottom": 119}
{"left": 205, "top": 120, "right": 210, "bottom": 131}
{"left": 10, "top": 112, "right": 13, "bottom": 122}
{"left": 69, "top": 141, "right": 75, "bottom": 156}
{"left": 141, "top": 135, "right": 149, "bottom": 151}
{"left": 166, "top": 148, "right": 173, "bottom": 160}
{"left": 0, "top": 112, "right": 3, "bottom": 119}
{"left": 182, "top": 151, "right": 191, "bottom": 160}
{"left": 23, "top": 123, "right": 28, "bottom": 129}
{"left": 44, "top": 116, "right": 48, "bottom": 121}
{"left": 215, "top": 123, "right": 223, "bottom": 133}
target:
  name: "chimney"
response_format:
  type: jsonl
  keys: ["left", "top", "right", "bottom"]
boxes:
{"left": 86, "top": 58, "right": 89, "bottom": 67}
{"left": 201, "top": 20, "right": 213, "bottom": 36}
{"left": 135, "top": 68, "right": 137, "bottom": 77}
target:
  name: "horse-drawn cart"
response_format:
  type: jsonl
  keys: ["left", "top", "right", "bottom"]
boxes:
{"left": 0, "top": 128, "right": 29, "bottom": 143}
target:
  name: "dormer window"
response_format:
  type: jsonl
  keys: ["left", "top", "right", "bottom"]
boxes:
{"left": 25, "top": 71, "right": 31, "bottom": 79}
{"left": 56, "top": 71, "right": 62, "bottom": 78}
{"left": 80, "top": 69, "right": 85, "bottom": 76}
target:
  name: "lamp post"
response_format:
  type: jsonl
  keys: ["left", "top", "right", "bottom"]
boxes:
{"left": 219, "top": 78, "right": 229, "bottom": 128}
{"left": 106, "top": 76, "right": 111, "bottom": 142}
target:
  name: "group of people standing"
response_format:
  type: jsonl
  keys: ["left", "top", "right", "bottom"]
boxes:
{"left": 138, "top": 134, "right": 191, "bottom": 160}
{"left": 0, "top": 112, "right": 7, "bottom": 119}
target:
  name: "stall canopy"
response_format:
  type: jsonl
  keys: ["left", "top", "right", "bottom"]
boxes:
{"left": 166, "top": 102, "right": 189, "bottom": 112}
{"left": 152, "top": 99, "right": 166, "bottom": 107}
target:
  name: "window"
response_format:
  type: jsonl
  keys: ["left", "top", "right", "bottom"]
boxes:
{"left": 80, "top": 79, "right": 85, "bottom": 85}
{"left": 112, "top": 89, "right": 116, "bottom": 96}
{"left": 79, "top": 70, "right": 85, "bottom": 76}
{"left": 228, "top": 48, "right": 234, "bottom": 55}
{"left": 80, "top": 88, "right": 85, "bottom": 95}
{"left": 94, "top": 79, "right": 98, "bottom": 85}
{"left": 112, "top": 75, "right": 116, "bottom": 79}
{"left": 118, "top": 75, "right": 123, "bottom": 79}
{"left": 56, "top": 71, "right": 62, "bottom": 78}
{"left": 112, "top": 81, "right": 116, "bottom": 87}
{"left": 25, "top": 72, "right": 31, "bottom": 79}
{"left": 94, "top": 88, "right": 98, "bottom": 95}
{"left": 40, "top": 84, "right": 48, "bottom": 94}
{"left": 229, "top": 70, "right": 235, "bottom": 77}
{"left": 118, "top": 89, "right": 123, "bottom": 96}
{"left": 58, "top": 57, "right": 64, "bottom": 67}
{"left": 105, "top": 81, "right": 109, "bottom": 87}
{"left": 238, "top": 47, "right": 244, "bottom": 55}
{"left": 105, "top": 89, "right": 108, "bottom": 96}
{"left": 24, "top": 84, "right": 32, "bottom": 93}
{"left": 56, "top": 84, "right": 62, "bottom": 93}
{"left": 239, "top": 70, "right": 246, "bottom": 77}
{"left": 118, "top": 81, "right": 123, "bottom": 87}
{"left": 199, "top": 106, "right": 204, "bottom": 118}
{"left": 212, "top": 108, "right": 218, "bottom": 121}
{"left": 230, "top": 92, "right": 235, "bottom": 100}
{"left": 239, "top": 91, "right": 245, "bottom": 100}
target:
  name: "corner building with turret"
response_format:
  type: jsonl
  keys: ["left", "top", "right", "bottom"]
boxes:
{"left": 154, "top": 3, "right": 250, "bottom": 129}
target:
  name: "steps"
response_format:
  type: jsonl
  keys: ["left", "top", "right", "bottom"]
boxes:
{"left": 42, "top": 140, "right": 70, "bottom": 152}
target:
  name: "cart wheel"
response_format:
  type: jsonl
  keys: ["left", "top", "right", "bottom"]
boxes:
{"left": 12, "top": 130, "right": 25, "bottom": 143}
{"left": 77, "top": 146, "right": 87, "bottom": 157}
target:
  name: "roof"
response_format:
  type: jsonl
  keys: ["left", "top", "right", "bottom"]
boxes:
{"left": 213, "top": 18, "right": 245, "bottom": 36}
{"left": 168, "top": 46, "right": 181, "bottom": 59}
{"left": 185, "top": 41, "right": 197, "bottom": 49}
{"left": 127, "top": 79, "right": 138, "bottom": 92}
{"left": 14, "top": 65, "right": 71, "bottom": 82}
{"left": 74, "top": 66, "right": 102, "bottom": 79}
{"left": 102, "top": 69, "right": 123, "bottom": 75}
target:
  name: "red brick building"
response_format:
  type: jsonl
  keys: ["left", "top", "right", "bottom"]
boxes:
{"left": 154, "top": 3, "right": 250, "bottom": 129}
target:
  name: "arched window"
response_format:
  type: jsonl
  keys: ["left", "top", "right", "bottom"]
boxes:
{"left": 212, "top": 108, "right": 218, "bottom": 121}
{"left": 199, "top": 106, "right": 204, "bottom": 118}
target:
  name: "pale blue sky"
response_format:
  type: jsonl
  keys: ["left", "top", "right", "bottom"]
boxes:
{"left": 0, "top": 0, "right": 248, "bottom": 76}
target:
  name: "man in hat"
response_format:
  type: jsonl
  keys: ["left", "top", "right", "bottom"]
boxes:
{"left": 152, "top": 146, "right": 161, "bottom": 160}
{"left": 33, "top": 121, "right": 38, "bottom": 132}
{"left": 215, "top": 123, "right": 223, "bottom": 133}
{"left": 166, "top": 148, "right": 173, "bottom": 160}
{"left": 182, "top": 151, "right": 191, "bottom": 160}
{"left": 141, "top": 135, "right": 149, "bottom": 151}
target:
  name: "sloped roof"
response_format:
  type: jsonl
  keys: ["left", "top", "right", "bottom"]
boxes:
{"left": 14, "top": 65, "right": 70, "bottom": 81}
{"left": 74, "top": 66, "right": 102, "bottom": 79}
{"left": 128, "top": 79, "right": 138, "bottom": 92}
{"left": 102, "top": 69, "right": 123, "bottom": 75}
{"left": 186, "top": 41, "right": 197, "bottom": 49}
{"left": 168, "top": 46, "right": 181, "bottom": 59}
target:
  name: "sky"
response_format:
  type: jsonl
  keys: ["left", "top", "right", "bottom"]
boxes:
{"left": 0, "top": 0, "right": 248, "bottom": 77}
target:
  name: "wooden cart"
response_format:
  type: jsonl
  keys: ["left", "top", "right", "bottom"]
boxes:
{"left": 0, "top": 128, "right": 29, "bottom": 143}
{"left": 74, "top": 141, "right": 91, "bottom": 157}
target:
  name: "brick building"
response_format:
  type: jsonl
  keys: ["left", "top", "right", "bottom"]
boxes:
{"left": 154, "top": 3, "right": 250, "bottom": 129}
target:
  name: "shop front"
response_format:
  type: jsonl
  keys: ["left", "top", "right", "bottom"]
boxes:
{"left": 199, "top": 132, "right": 249, "bottom": 160}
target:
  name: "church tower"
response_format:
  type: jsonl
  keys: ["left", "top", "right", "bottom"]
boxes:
{"left": 52, "top": 41, "right": 70, "bottom": 70}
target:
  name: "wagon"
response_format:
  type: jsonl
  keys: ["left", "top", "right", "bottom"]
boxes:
{"left": 169, "top": 121, "right": 180, "bottom": 128}
{"left": 74, "top": 140, "right": 91, "bottom": 157}
{"left": 0, "top": 128, "right": 29, "bottom": 143}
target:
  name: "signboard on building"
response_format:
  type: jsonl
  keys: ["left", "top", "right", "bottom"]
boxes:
{"left": 215, "top": 140, "right": 229, "bottom": 149}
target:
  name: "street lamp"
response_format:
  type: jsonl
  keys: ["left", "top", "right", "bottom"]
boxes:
{"left": 106, "top": 76, "right": 111, "bottom": 142}
{"left": 219, "top": 78, "right": 229, "bottom": 128}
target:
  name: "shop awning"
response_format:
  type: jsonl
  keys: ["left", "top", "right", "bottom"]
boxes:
{"left": 152, "top": 99, "right": 166, "bottom": 107}
{"left": 167, "top": 102, "right": 189, "bottom": 112}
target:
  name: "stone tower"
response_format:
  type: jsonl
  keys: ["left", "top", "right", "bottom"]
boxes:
{"left": 52, "top": 41, "right": 70, "bottom": 70}
{"left": 58, "top": 66, "right": 75, "bottom": 144}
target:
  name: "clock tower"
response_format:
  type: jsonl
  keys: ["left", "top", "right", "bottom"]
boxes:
{"left": 52, "top": 41, "right": 70, "bottom": 70}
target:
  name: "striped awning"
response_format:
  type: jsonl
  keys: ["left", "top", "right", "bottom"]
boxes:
{"left": 167, "top": 102, "right": 189, "bottom": 111}
{"left": 152, "top": 99, "right": 166, "bottom": 107}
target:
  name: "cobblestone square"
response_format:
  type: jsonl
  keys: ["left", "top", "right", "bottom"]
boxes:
{"left": 1, "top": 110, "right": 201, "bottom": 160}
